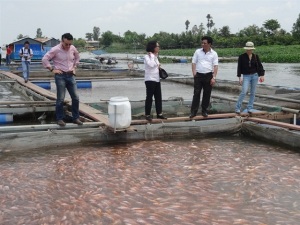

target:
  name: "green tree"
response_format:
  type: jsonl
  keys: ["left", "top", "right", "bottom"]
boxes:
{"left": 238, "top": 24, "right": 262, "bottom": 37}
{"left": 218, "top": 26, "right": 231, "bottom": 37}
{"left": 101, "top": 31, "right": 114, "bottom": 46}
{"left": 123, "top": 30, "right": 143, "bottom": 48}
{"left": 191, "top": 25, "right": 199, "bottom": 35}
{"left": 185, "top": 20, "right": 190, "bottom": 32}
{"left": 36, "top": 28, "right": 43, "bottom": 38}
{"left": 17, "top": 34, "right": 24, "bottom": 39}
{"left": 93, "top": 26, "right": 100, "bottom": 41}
{"left": 73, "top": 38, "right": 86, "bottom": 48}
{"left": 206, "top": 14, "right": 215, "bottom": 31}
{"left": 292, "top": 13, "right": 300, "bottom": 39}
{"left": 85, "top": 33, "right": 93, "bottom": 41}
{"left": 263, "top": 19, "right": 280, "bottom": 35}
{"left": 198, "top": 23, "right": 206, "bottom": 37}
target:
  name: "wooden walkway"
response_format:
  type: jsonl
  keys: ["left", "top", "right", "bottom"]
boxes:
{"left": 1, "top": 70, "right": 299, "bottom": 132}
{"left": 0, "top": 71, "right": 110, "bottom": 126}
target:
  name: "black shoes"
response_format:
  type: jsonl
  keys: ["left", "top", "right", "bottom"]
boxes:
{"left": 145, "top": 115, "right": 152, "bottom": 122}
{"left": 58, "top": 119, "right": 82, "bottom": 126}
{"left": 57, "top": 120, "right": 66, "bottom": 126}
{"left": 73, "top": 118, "right": 83, "bottom": 125}
{"left": 202, "top": 111, "right": 208, "bottom": 117}
{"left": 145, "top": 114, "right": 167, "bottom": 121}
{"left": 157, "top": 114, "right": 167, "bottom": 119}
{"left": 189, "top": 114, "right": 196, "bottom": 119}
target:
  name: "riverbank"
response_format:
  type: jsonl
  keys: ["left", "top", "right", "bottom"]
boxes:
{"left": 104, "top": 44, "right": 300, "bottom": 63}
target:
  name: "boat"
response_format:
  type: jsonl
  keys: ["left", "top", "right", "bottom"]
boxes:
{"left": 172, "top": 58, "right": 188, "bottom": 63}
{"left": 132, "top": 56, "right": 144, "bottom": 64}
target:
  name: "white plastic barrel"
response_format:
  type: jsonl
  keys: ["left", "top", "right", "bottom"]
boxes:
{"left": 108, "top": 96, "right": 131, "bottom": 129}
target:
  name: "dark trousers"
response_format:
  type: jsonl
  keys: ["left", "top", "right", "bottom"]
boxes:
{"left": 145, "top": 81, "right": 162, "bottom": 116}
{"left": 190, "top": 72, "right": 213, "bottom": 114}
{"left": 55, "top": 73, "right": 80, "bottom": 121}
{"left": 0, "top": 54, "right": 1, "bottom": 65}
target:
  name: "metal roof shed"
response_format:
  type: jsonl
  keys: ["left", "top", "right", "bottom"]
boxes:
{"left": 9, "top": 37, "right": 44, "bottom": 61}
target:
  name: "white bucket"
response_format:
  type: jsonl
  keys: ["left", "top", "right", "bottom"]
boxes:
{"left": 108, "top": 96, "right": 131, "bottom": 129}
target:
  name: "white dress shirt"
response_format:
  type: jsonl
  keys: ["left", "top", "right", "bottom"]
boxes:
{"left": 144, "top": 52, "right": 160, "bottom": 82}
{"left": 192, "top": 48, "right": 218, "bottom": 73}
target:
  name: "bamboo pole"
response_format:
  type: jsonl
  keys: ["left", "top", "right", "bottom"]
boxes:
{"left": 255, "top": 94, "right": 300, "bottom": 104}
{"left": 0, "top": 122, "right": 104, "bottom": 133}
{"left": 245, "top": 117, "right": 300, "bottom": 131}
{"left": 211, "top": 94, "right": 300, "bottom": 114}
{"left": 0, "top": 101, "right": 56, "bottom": 105}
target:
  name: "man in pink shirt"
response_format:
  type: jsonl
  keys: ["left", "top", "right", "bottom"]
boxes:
{"left": 42, "top": 33, "right": 82, "bottom": 126}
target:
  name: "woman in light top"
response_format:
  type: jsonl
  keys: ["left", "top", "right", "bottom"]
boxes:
{"left": 144, "top": 40, "right": 167, "bottom": 122}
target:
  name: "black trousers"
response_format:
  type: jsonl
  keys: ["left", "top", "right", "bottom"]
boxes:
{"left": 0, "top": 54, "right": 1, "bottom": 65}
{"left": 145, "top": 81, "right": 162, "bottom": 116}
{"left": 190, "top": 72, "right": 213, "bottom": 114}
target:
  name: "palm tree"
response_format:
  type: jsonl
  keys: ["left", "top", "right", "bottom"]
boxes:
{"left": 206, "top": 14, "right": 215, "bottom": 31}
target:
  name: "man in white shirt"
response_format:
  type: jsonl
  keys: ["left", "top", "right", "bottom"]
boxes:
{"left": 19, "top": 41, "right": 33, "bottom": 83}
{"left": 190, "top": 36, "right": 218, "bottom": 118}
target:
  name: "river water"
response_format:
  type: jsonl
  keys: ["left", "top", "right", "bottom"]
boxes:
{"left": 1, "top": 137, "right": 300, "bottom": 224}
{"left": 99, "top": 53, "right": 300, "bottom": 89}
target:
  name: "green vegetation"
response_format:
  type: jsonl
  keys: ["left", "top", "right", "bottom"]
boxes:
{"left": 159, "top": 45, "right": 300, "bottom": 63}
{"left": 101, "top": 44, "right": 300, "bottom": 63}
{"left": 16, "top": 13, "right": 300, "bottom": 64}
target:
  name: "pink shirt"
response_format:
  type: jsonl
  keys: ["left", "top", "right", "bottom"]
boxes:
{"left": 42, "top": 43, "right": 80, "bottom": 72}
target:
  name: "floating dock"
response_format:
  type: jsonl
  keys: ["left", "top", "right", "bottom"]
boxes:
{"left": 0, "top": 70, "right": 299, "bottom": 151}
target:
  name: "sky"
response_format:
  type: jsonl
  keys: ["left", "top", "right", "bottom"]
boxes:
{"left": 0, "top": 0, "right": 299, "bottom": 45}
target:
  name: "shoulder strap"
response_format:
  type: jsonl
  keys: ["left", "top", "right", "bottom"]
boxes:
{"left": 21, "top": 47, "right": 32, "bottom": 54}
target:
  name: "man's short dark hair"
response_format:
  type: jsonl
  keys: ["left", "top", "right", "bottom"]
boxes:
{"left": 24, "top": 41, "right": 30, "bottom": 45}
{"left": 146, "top": 40, "right": 158, "bottom": 53}
{"left": 202, "top": 36, "right": 213, "bottom": 45}
{"left": 62, "top": 33, "right": 73, "bottom": 41}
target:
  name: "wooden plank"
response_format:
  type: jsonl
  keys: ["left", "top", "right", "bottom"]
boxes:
{"left": 0, "top": 106, "right": 55, "bottom": 114}
{"left": 0, "top": 122, "right": 104, "bottom": 133}
{"left": 0, "top": 101, "right": 56, "bottom": 105}
{"left": 0, "top": 80, "right": 16, "bottom": 83}
{"left": 0, "top": 71, "right": 57, "bottom": 100}
{"left": 79, "top": 102, "right": 109, "bottom": 125}
{"left": 246, "top": 117, "right": 300, "bottom": 131}
{"left": 131, "top": 113, "right": 238, "bottom": 125}
{"left": 0, "top": 71, "right": 110, "bottom": 126}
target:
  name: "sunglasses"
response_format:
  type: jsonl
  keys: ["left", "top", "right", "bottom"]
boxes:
{"left": 63, "top": 41, "right": 72, "bottom": 47}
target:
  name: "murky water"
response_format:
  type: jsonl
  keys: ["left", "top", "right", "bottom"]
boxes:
{"left": 52, "top": 79, "right": 195, "bottom": 103}
{"left": 103, "top": 53, "right": 300, "bottom": 89}
{"left": 162, "top": 62, "right": 300, "bottom": 89}
{"left": 0, "top": 83, "right": 29, "bottom": 102}
{"left": 1, "top": 137, "right": 300, "bottom": 224}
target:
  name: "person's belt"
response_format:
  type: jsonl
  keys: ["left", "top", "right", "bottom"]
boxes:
{"left": 197, "top": 72, "right": 213, "bottom": 75}
{"left": 61, "top": 71, "right": 74, "bottom": 75}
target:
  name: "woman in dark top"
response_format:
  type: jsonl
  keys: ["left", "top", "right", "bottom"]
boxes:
{"left": 235, "top": 41, "right": 265, "bottom": 114}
